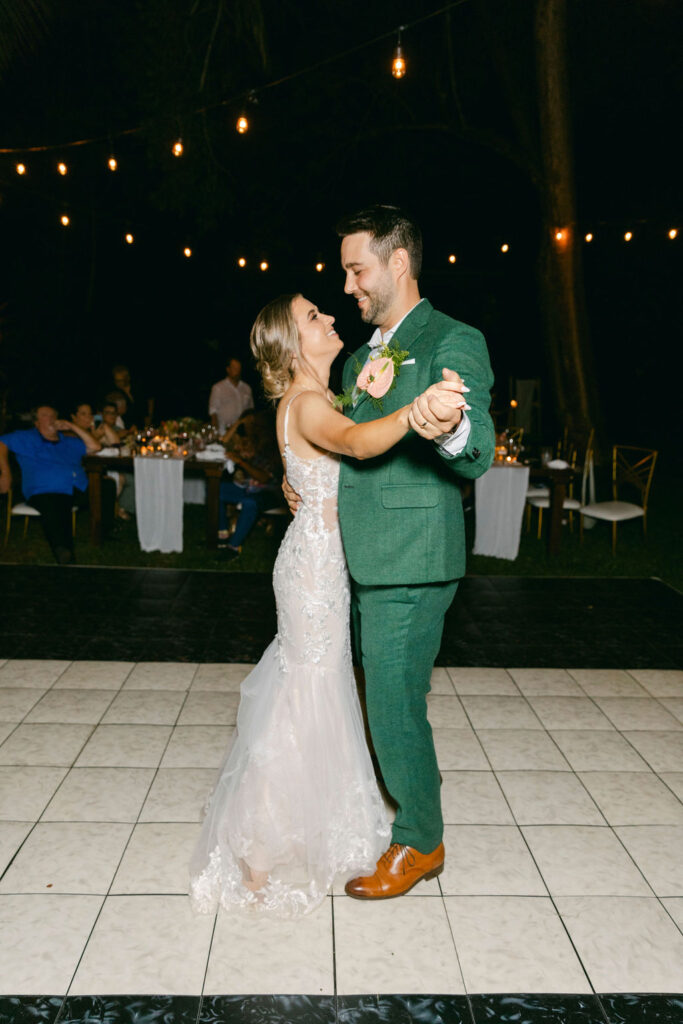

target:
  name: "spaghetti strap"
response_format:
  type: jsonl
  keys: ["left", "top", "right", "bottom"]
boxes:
{"left": 283, "top": 391, "right": 312, "bottom": 448}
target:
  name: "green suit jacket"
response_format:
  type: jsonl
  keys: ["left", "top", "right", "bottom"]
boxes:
{"left": 338, "top": 299, "right": 495, "bottom": 585}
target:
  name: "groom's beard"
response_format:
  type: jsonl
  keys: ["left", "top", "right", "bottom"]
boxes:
{"left": 359, "top": 279, "right": 395, "bottom": 325}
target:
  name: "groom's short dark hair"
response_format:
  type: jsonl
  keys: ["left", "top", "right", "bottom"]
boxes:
{"left": 336, "top": 205, "right": 423, "bottom": 279}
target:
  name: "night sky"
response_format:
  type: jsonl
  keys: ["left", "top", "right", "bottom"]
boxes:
{"left": 0, "top": 0, "right": 680, "bottom": 445}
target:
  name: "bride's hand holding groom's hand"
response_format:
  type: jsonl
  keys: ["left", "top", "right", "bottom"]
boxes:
{"left": 409, "top": 368, "right": 470, "bottom": 440}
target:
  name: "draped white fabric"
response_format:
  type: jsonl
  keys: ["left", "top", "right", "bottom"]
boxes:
{"left": 134, "top": 456, "right": 185, "bottom": 553}
{"left": 182, "top": 478, "right": 207, "bottom": 505}
{"left": 473, "top": 463, "right": 530, "bottom": 560}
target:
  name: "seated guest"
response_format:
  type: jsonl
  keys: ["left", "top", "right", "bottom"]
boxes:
{"left": 104, "top": 390, "right": 134, "bottom": 434}
{"left": 70, "top": 402, "right": 98, "bottom": 440}
{"left": 93, "top": 401, "right": 125, "bottom": 445}
{"left": 0, "top": 404, "right": 115, "bottom": 564}
{"left": 217, "top": 411, "right": 281, "bottom": 561}
{"left": 209, "top": 356, "right": 254, "bottom": 433}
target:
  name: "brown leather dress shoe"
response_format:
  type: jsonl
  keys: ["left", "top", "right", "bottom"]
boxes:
{"left": 345, "top": 842, "right": 445, "bottom": 899}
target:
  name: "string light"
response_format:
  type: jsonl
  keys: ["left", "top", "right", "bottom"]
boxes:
{"left": 501, "top": 243, "right": 509, "bottom": 253}
{"left": 238, "top": 257, "right": 246, "bottom": 267}
{"left": 125, "top": 233, "right": 134, "bottom": 244}
{"left": 448, "top": 254, "right": 457, "bottom": 264}
{"left": 260, "top": 260, "right": 269, "bottom": 271}
{"left": 172, "top": 139, "right": 184, "bottom": 157}
{"left": 391, "top": 27, "right": 407, "bottom": 78}
{"left": 108, "top": 156, "right": 118, "bottom": 171}
{"left": 510, "top": 399, "right": 518, "bottom": 408}
{"left": 554, "top": 230, "right": 565, "bottom": 241}
{"left": 669, "top": 228, "right": 678, "bottom": 240}
{"left": 585, "top": 232, "right": 593, "bottom": 242}
{"left": 183, "top": 247, "right": 192, "bottom": 258}
{"left": 624, "top": 231, "right": 633, "bottom": 242}
{"left": 60, "top": 214, "right": 70, "bottom": 226}
{"left": 315, "top": 262, "right": 324, "bottom": 272}
{"left": 236, "top": 115, "right": 249, "bottom": 134}
{"left": 16, "top": 163, "right": 26, "bottom": 175}
{"left": 57, "top": 162, "right": 68, "bottom": 176}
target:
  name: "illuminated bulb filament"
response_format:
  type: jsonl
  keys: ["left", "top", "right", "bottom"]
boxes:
{"left": 585, "top": 232, "right": 593, "bottom": 242}
{"left": 125, "top": 233, "right": 134, "bottom": 244}
{"left": 57, "top": 162, "right": 68, "bottom": 176}
{"left": 183, "top": 247, "right": 192, "bottom": 258}
{"left": 392, "top": 44, "right": 406, "bottom": 79}
{"left": 510, "top": 399, "right": 518, "bottom": 408}
{"left": 624, "top": 231, "right": 632, "bottom": 242}
{"left": 108, "top": 156, "right": 118, "bottom": 171}
{"left": 16, "top": 163, "right": 26, "bottom": 175}
{"left": 172, "top": 140, "right": 184, "bottom": 157}
{"left": 315, "top": 262, "right": 324, "bottom": 272}
{"left": 260, "top": 261, "right": 269, "bottom": 271}
{"left": 501, "top": 243, "right": 509, "bottom": 253}
{"left": 669, "top": 228, "right": 678, "bottom": 240}
{"left": 236, "top": 116, "right": 248, "bottom": 134}
{"left": 448, "top": 254, "right": 457, "bottom": 264}
{"left": 238, "top": 257, "right": 246, "bottom": 267}
{"left": 60, "top": 214, "right": 70, "bottom": 226}
{"left": 555, "top": 230, "right": 565, "bottom": 241}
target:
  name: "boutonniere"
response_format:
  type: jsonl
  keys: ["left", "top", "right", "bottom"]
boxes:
{"left": 334, "top": 341, "right": 411, "bottom": 412}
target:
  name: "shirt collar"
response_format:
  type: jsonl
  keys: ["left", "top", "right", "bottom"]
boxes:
{"left": 367, "top": 298, "right": 424, "bottom": 350}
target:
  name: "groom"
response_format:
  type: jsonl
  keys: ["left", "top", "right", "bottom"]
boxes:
{"left": 335, "top": 205, "right": 495, "bottom": 898}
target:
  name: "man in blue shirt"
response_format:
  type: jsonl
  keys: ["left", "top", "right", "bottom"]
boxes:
{"left": 0, "top": 405, "right": 114, "bottom": 564}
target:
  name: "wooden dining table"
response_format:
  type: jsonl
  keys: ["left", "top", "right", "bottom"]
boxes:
{"left": 82, "top": 453, "right": 226, "bottom": 548}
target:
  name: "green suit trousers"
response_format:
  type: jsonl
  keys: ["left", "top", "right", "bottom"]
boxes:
{"left": 352, "top": 578, "right": 458, "bottom": 854}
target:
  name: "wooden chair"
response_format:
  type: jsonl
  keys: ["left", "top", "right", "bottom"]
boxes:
{"left": 580, "top": 445, "right": 657, "bottom": 554}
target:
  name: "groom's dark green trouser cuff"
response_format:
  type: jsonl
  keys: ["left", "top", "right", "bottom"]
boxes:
{"left": 352, "top": 579, "right": 459, "bottom": 855}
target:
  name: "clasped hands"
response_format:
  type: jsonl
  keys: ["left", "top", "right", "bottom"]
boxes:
{"left": 408, "top": 368, "right": 470, "bottom": 440}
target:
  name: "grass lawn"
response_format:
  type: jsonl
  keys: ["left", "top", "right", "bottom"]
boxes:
{"left": 2, "top": 454, "right": 680, "bottom": 593}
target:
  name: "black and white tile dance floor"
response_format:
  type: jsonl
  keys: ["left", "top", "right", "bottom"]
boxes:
{"left": 0, "top": 567, "right": 682, "bottom": 1023}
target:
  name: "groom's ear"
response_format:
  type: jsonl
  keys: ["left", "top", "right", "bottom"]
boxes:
{"left": 391, "top": 247, "right": 411, "bottom": 280}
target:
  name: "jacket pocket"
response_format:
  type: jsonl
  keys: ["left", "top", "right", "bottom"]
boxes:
{"left": 380, "top": 484, "right": 440, "bottom": 509}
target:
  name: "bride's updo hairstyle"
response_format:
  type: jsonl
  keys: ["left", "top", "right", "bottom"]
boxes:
{"left": 250, "top": 293, "right": 302, "bottom": 403}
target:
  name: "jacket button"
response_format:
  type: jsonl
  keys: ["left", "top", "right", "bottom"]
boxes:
{"left": 472, "top": 448, "right": 480, "bottom": 458}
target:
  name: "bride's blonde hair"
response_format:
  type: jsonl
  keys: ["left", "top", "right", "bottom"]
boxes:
{"left": 250, "top": 293, "right": 302, "bottom": 403}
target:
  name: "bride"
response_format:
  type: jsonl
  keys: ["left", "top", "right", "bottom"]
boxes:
{"left": 189, "top": 293, "right": 463, "bottom": 917}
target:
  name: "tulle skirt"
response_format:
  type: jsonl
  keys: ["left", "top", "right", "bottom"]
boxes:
{"left": 188, "top": 638, "right": 390, "bottom": 918}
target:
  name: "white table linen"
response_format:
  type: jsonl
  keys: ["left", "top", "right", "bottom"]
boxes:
{"left": 134, "top": 457, "right": 184, "bottom": 553}
{"left": 473, "top": 463, "right": 530, "bottom": 560}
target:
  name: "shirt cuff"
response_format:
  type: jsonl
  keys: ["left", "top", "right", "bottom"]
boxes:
{"left": 435, "top": 413, "right": 471, "bottom": 455}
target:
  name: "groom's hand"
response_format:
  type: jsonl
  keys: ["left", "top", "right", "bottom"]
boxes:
{"left": 409, "top": 369, "right": 470, "bottom": 440}
{"left": 282, "top": 473, "right": 301, "bottom": 515}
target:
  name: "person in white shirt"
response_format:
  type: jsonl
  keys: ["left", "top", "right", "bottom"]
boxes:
{"left": 209, "top": 357, "right": 254, "bottom": 433}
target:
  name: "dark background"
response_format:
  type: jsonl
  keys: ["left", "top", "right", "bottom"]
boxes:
{"left": 0, "top": 0, "right": 680, "bottom": 447}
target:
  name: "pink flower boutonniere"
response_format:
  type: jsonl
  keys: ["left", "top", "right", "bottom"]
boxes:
{"left": 334, "top": 342, "right": 410, "bottom": 412}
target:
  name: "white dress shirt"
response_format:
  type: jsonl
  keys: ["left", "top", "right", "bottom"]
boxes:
{"left": 208, "top": 378, "right": 254, "bottom": 433}
{"left": 363, "top": 300, "right": 471, "bottom": 456}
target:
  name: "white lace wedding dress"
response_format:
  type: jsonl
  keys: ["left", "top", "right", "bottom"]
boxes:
{"left": 189, "top": 394, "right": 390, "bottom": 917}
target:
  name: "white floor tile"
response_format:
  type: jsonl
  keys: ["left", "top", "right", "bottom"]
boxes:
{"left": 522, "top": 825, "right": 652, "bottom": 896}
{"left": 335, "top": 895, "right": 464, "bottom": 994}
{"left": 139, "top": 768, "right": 215, "bottom": 822}
{"left": 662, "top": 897, "right": 683, "bottom": 931}
{"left": 25, "top": 690, "right": 117, "bottom": 724}
{"left": 205, "top": 900, "right": 333, "bottom": 994}
{"left": 430, "top": 668, "right": 456, "bottom": 694}
{"left": 628, "top": 670, "right": 683, "bottom": 698}
{"left": 177, "top": 692, "right": 240, "bottom": 726}
{"left": 101, "top": 690, "right": 187, "bottom": 725}
{"left": 433, "top": 729, "right": 488, "bottom": 770}
{"left": 461, "top": 696, "right": 543, "bottom": 731}
{"left": 70, "top": 894, "right": 214, "bottom": 994}
{"left": 190, "top": 663, "right": 253, "bottom": 691}
{"left": 445, "top": 895, "right": 590, "bottom": 993}
{"left": 447, "top": 668, "right": 519, "bottom": 696}
{"left": 0, "top": 661, "right": 71, "bottom": 689}
{"left": 124, "top": 663, "right": 198, "bottom": 691}
{"left": 615, "top": 826, "right": 683, "bottom": 896}
{"left": 508, "top": 669, "right": 583, "bottom": 697}
{"left": 659, "top": 773, "right": 683, "bottom": 800}
{"left": 661, "top": 698, "right": 683, "bottom": 724}
{"left": 0, "top": 723, "right": 94, "bottom": 766}
{"left": 441, "top": 771, "right": 513, "bottom": 824}
{"left": 111, "top": 822, "right": 201, "bottom": 894}
{"left": 496, "top": 771, "right": 605, "bottom": 826}
{"left": 594, "top": 698, "right": 682, "bottom": 732}
{"left": 621, "top": 731, "right": 683, "bottom": 772}
{"left": 426, "top": 695, "right": 469, "bottom": 729}
{"left": 0, "top": 822, "right": 32, "bottom": 874}
{"left": 161, "top": 726, "right": 233, "bottom": 768}
{"left": 0, "top": 766, "right": 68, "bottom": 821}
{"left": 54, "top": 662, "right": 135, "bottom": 690}
{"left": 41, "top": 767, "right": 155, "bottom": 822}
{"left": 570, "top": 669, "right": 650, "bottom": 698}
{"left": 527, "top": 697, "right": 614, "bottom": 731}
{"left": 549, "top": 730, "right": 651, "bottom": 771}
{"left": 557, "top": 895, "right": 683, "bottom": 992}
{"left": 75, "top": 725, "right": 172, "bottom": 768}
{"left": 476, "top": 729, "right": 570, "bottom": 770}
{"left": 0, "top": 822, "right": 132, "bottom": 894}
{"left": 578, "top": 772, "right": 683, "bottom": 825}
{"left": 0, "top": 893, "right": 103, "bottom": 994}
{"left": 0, "top": 723, "right": 14, "bottom": 745}
{"left": 0, "top": 689, "right": 47, "bottom": 722}
{"left": 439, "top": 824, "right": 545, "bottom": 895}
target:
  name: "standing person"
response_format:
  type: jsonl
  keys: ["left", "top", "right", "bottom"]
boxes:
{"left": 0, "top": 404, "right": 115, "bottom": 564}
{"left": 285, "top": 206, "right": 495, "bottom": 898}
{"left": 189, "top": 294, "right": 467, "bottom": 917}
{"left": 208, "top": 356, "right": 254, "bottom": 433}
{"left": 111, "top": 365, "right": 153, "bottom": 429}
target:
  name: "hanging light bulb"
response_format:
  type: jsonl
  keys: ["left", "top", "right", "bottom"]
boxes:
{"left": 448, "top": 254, "right": 457, "bottom": 264}
{"left": 501, "top": 243, "right": 510, "bottom": 253}
{"left": 60, "top": 214, "right": 70, "bottom": 227}
{"left": 315, "top": 262, "right": 324, "bottom": 272}
{"left": 238, "top": 257, "right": 247, "bottom": 267}
{"left": 16, "top": 163, "right": 26, "bottom": 175}
{"left": 172, "top": 139, "right": 184, "bottom": 157}
{"left": 668, "top": 228, "right": 678, "bottom": 240}
{"left": 391, "top": 27, "right": 407, "bottom": 78}
{"left": 585, "top": 232, "right": 593, "bottom": 243}
{"left": 125, "top": 233, "right": 134, "bottom": 245}
{"left": 555, "top": 230, "right": 565, "bottom": 241}
{"left": 260, "top": 260, "right": 269, "bottom": 271}
{"left": 624, "top": 231, "right": 633, "bottom": 242}
{"left": 108, "top": 156, "right": 118, "bottom": 171}
{"left": 236, "top": 115, "right": 249, "bottom": 134}
{"left": 57, "top": 162, "right": 68, "bottom": 176}
{"left": 183, "top": 247, "right": 192, "bottom": 258}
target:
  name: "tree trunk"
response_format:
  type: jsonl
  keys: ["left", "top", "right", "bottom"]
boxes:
{"left": 535, "top": 0, "right": 598, "bottom": 440}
